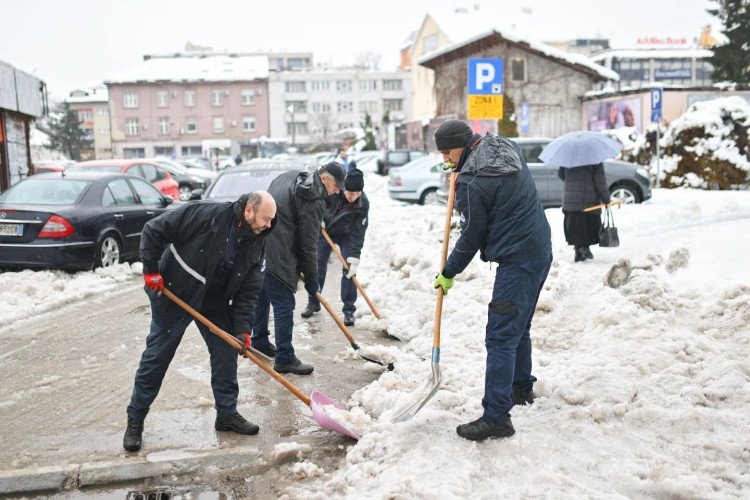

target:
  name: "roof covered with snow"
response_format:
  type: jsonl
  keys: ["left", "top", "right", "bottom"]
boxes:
{"left": 104, "top": 54, "right": 269, "bottom": 85}
{"left": 590, "top": 48, "right": 713, "bottom": 62}
{"left": 417, "top": 14, "right": 618, "bottom": 81}
{"left": 65, "top": 86, "right": 109, "bottom": 104}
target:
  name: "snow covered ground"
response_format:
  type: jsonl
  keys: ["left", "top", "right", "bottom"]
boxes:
{"left": 1, "top": 171, "right": 748, "bottom": 498}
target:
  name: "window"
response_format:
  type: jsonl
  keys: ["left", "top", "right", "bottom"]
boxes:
{"left": 130, "top": 178, "right": 163, "bottom": 205}
{"left": 310, "top": 102, "right": 331, "bottom": 113}
{"left": 337, "top": 101, "right": 353, "bottom": 113}
{"left": 337, "top": 123, "right": 354, "bottom": 131}
{"left": 359, "top": 101, "right": 378, "bottom": 113}
{"left": 519, "top": 143, "right": 544, "bottom": 163}
{"left": 184, "top": 90, "right": 196, "bottom": 107}
{"left": 242, "top": 116, "right": 256, "bottom": 132}
{"left": 102, "top": 187, "right": 116, "bottom": 207}
{"left": 285, "top": 81, "right": 306, "bottom": 92}
{"left": 137, "top": 163, "right": 166, "bottom": 182}
{"left": 241, "top": 89, "right": 256, "bottom": 105}
{"left": 106, "top": 179, "right": 137, "bottom": 205}
{"left": 212, "top": 89, "right": 225, "bottom": 106}
{"left": 423, "top": 33, "right": 439, "bottom": 54}
{"left": 286, "top": 123, "right": 308, "bottom": 135}
{"left": 511, "top": 58, "right": 526, "bottom": 82}
{"left": 358, "top": 80, "right": 377, "bottom": 91}
{"left": 156, "top": 91, "right": 168, "bottom": 107}
{"left": 288, "top": 57, "right": 310, "bottom": 69}
{"left": 213, "top": 117, "right": 224, "bottom": 133}
{"left": 286, "top": 101, "right": 307, "bottom": 113}
{"left": 181, "top": 145, "right": 202, "bottom": 156}
{"left": 126, "top": 119, "right": 139, "bottom": 136}
{"left": 336, "top": 80, "right": 352, "bottom": 92}
{"left": 123, "top": 92, "right": 138, "bottom": 108}
{"left": 383, "top": 99, "right": 403, "bottom": 112}
{"left": 123, "top": 148, "right": 145, "bottom": 159}
{"left": 77, "top": 110, "right": 93, "bottom": 123}
{"left": 185, "top": 119, "right": 197, "bottom": 134}
{"left": 382, "top": 79, "right": 402, "bottom": 91}
{"left": 311, "top": 81, "right": 330, "bottom": 92}
{"left": 154, "top": 146, "right": 174, "bottom": 157}
{"left": 158, "top": 118, "right": 170, "bottom": 135}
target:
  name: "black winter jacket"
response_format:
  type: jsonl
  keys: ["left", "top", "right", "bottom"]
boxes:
{"left": 265, "top": 170, "right": 327, "bottom": 292}
{"left": 140, "top": 200, "right": 270, "bottom": 336}
{"left": 557, "top": 164, "right": 611, "bottom": 212}
{"left": 324, "top": 192, "right": 369, "bottom": 259}
{"left": 443, "top": 134, "right": 552, "bottom": 278}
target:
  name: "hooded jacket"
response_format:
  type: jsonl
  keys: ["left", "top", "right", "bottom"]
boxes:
{"left": 139, "top": 198, "right": 272, "bottom": 335}
{"left": 265, "top": 169, "right": 328, "bottom": 291}
{"left": 443, "top": 134, "right": 552, "bottom": 278}
{"left": 323, "top": 191, "right": 369, "bottom": 259}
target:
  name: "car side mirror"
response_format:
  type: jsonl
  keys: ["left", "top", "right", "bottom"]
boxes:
{"left": 161, "top": 197, "right": 174, "bottom": 207}
{"left": 189, "top": 188, "right": 204, "bottom": 200}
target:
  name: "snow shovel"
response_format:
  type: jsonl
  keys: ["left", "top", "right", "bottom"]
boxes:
{"left": 392, "top": 170, "right": 457, "bottom": 423}
{"left": 583, "top": 200, "right": 621, "bottom": 212}
{"left": 320, "top": 228, "right": 381, "bottom": 319}
{"left": 160, "top": 287, "right": 361, "bottom": 440}
{"left": 315, "top": 291, "right": 394, "bottom": 371}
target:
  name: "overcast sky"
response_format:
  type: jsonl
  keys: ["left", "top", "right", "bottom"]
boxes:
{"left": 1, "top": 0, "right": 720, "bottom": 100}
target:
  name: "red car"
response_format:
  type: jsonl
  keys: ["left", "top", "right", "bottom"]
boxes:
{"left": 69, "top": 160, "right": 180, "bottom": 200}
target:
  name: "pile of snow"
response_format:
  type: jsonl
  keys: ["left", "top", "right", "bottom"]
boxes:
{"left": 287, "top": 172, "right": 750, "bottom": 497}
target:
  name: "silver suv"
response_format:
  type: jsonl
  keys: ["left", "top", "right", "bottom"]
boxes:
{"left": 436, "top": 137, "right": 652, "bottom": 208}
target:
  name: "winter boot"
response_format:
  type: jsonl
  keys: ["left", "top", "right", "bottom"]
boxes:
{"left": 456, "top": 416, "right": 515, "bottom": 441}
{"left": 511, "top": 389, "right": 536, "bottom": 406}
{"left": 301, "top": 302, "right": 321, "bottom": 318}
{"left": 215, "top": 412, "right": 260, "bottom": 435}
{"left": 574, "top": 247, "right": 587, "bottom": 262}
{"left": 123, "top": 417, "right": 144, "bottom": 452}
{"left": 274, "top": 358, "right": 314, "bottom": 375}
{"left": 343, "top": 312, "right": 355, "bottom": 327}
{"left": 583, "top": 246, "right": 594, "bottom": 260}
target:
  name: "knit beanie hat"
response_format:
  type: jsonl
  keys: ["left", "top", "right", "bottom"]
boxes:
{"left": 344, "top": 168, "right": 364, "bottom": 192}
{"left": 434, "top": 119, "right": 473, "bottom": 150}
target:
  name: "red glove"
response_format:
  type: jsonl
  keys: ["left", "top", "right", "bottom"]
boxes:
{"left": 144, "top": 272, "right": 164, "bottom": 292}
{"left": 235, "top": 332, "right": 251, "bottom": 354}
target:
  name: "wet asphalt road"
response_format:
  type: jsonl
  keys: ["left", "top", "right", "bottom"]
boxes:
{"left": 0, "top": 264, "right": 398, "bottom": 498}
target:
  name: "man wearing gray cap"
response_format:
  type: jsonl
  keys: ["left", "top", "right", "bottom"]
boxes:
{"left": 432, "top": 119, "right": 552, "bottom": 441}
{"left": 251, "top": 162, "right": 345, "bottom": 375}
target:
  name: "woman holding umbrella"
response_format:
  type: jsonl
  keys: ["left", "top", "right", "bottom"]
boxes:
{"left": 539, "top": 131, "right": 622, "bottom": 262}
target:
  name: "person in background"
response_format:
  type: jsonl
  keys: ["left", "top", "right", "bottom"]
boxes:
{"left": 558, "top": 164, "right": 611, "bottom": 262}
{"left": 251, "top": 162, "right": 346, "bottom": 375}
{"left": 334, "top": 148, "right": 357, "bottom": 173}
{"left": 432, "top": 119, "right": 552, "bottom": 442}
{"left": 235, "top": 154, "right": 243, "bottom": 166}
{"left": 123, "top": 191, "right": 277, "bottom": 452}
{"left": 301, "top": 168, "right": 369, "bottom": 326}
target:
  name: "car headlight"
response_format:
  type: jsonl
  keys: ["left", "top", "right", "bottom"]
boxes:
{"left": 636, "top": 168, "right": 649, "bottom": 179}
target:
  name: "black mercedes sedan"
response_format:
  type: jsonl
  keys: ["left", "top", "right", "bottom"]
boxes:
{"left": 0, "top": 171, "right": 177, "bottom": 271}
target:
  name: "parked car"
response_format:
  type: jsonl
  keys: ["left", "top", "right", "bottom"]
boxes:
{"left": 376, "top": 150, "right": 429, "bottom": 175}
{"left": 199, "top": 159, "right": 309, "bottom": 202}
{"left": 32, "top": 160, "right": 75, "bottom": 174}
{"left": 0, "top": 172, "right": 176, "bottom": 271}
{"left": 68, "top": 159, "right": 180, "bottom": 200}
{"left": 351, "top": 151, "right": 382, "bottom": 172}
{"left": 151, "top": 158, "right": 215, "bottom": 201}
{"left": 212, "top": 155, "right": 235, "bottom": 170}
{"left": 388, "top": 154, "right": 444, "bottom": 205}
{"left": 178, "top": 157, "right": 213, "bottom": 171}
{"left": 436, "top": 137, "right": 652, "bottom": 207}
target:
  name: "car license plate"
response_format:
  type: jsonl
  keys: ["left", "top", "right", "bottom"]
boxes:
{"left": 0, "top": 223, "right": 23, "bottom": 236}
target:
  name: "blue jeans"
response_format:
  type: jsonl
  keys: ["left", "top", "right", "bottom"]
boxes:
{"left": 127, "top": 289, "right": 239, "bottom": 421}
{"left": 252, "top": 272, "right": 297, "bottom": 364}
{"left": 308, "top": 235, "right": 357, "bottom": 315}
{"left": 482, "top": 255, "right": 552, "bottom": 421}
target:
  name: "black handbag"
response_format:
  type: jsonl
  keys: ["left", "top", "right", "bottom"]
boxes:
{"left": 599, "top": 207, "right": 620, "bottom": 247}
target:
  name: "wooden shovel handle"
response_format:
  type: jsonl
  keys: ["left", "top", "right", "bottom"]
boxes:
{"left": 435, "top": 171, "right": 458, "bottom": 348}
{"left": 320, "top": 228, "right": 381, "bottom": 319}
{"left": 316, "top": 292, "right": 357, "bottom": 347}
{"left": 161, "top": 287, "right": 311, "bottom": 407}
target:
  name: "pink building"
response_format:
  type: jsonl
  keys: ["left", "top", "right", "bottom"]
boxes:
{"left": 105, "top": 54, "right": 270, "bottom": 160}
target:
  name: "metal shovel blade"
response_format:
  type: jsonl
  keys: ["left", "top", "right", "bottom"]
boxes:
{"left": 391, "top": 357, "right": 442, "bottom": 423}
{"left": 310, "top": 390, "right": 361, "bottom": 440}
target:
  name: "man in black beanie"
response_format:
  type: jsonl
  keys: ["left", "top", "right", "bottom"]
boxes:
{"left": 432, "top": 119, "right": 552, "bottom": 442}
{"left": 301, "top": 167, "right": 369, "bottom": 326}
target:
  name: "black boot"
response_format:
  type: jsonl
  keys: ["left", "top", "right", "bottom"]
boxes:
{"left": 123, "top": 417, "right": 144, "bottom": 452}
{"left": 343, "top": 312, "right": 355, "bottom": 327}
{"left": 511, "top": 389, "right": 536, "bottom": 406}
{"left": 215, "top": 412, "right": 260, "bottom": 435}
{"left": 574, "top": 246, "right": 586, "bottom": 262}
{"left": 583, "top": 246, "right": 594, "bottom": 260}
{"left": 456, "top": 416, "right": 515, "bottom": 441}
{"left": 301, "top": 302, "right": 320, "bottom": 318}
{"left": 274, "top": 358, "right": 314, "bottom": 375}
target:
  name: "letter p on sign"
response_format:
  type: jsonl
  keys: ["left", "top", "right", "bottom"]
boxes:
{"left": 475, "top": 63, "right": 495, "bottom": 91}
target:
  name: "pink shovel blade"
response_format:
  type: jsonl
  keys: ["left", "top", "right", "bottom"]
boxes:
{"left": 310, "top": 390, "right": 361, "bottom": 440}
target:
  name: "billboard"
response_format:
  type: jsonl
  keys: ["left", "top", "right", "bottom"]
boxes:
{"left": 587, "top": 97, "right": 642, "bottom": 131}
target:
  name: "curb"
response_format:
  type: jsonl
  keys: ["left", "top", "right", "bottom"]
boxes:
{"left": 0, "top": 446, "right": 265, "bottom": 495}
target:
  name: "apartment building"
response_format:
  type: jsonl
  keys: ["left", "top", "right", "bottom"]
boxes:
{"left": 65, "top": 86, "right": 111, "bottom": 159}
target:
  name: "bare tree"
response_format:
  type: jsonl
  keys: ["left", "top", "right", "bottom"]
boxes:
{"left": 354, "top": 51, "right": 381, "bottom": 71}
{"left": 310, "top": 112, "right": 336, "bottom": 145}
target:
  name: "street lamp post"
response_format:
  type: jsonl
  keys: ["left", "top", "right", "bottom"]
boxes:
{"left": 286, "top": 104, "right": 296, "bottom": 147}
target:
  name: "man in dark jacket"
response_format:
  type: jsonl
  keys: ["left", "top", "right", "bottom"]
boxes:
{"left": 251, "top": 162, "right": 346, "bottom": 375}
{"left": 301, "top": 168, "right": 369, "bottom": 326}
{"left": 123, "top": 191, "right": 277, "bottom": 452}
{"left": 432, "top": 120, "right": 553, "bottom": 441}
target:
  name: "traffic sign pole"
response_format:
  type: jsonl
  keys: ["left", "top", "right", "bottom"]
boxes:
{"left": 650, "top": 87, "right": 663, "bottom": 188}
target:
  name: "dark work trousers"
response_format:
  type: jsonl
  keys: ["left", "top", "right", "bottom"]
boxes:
{"left": 127, "top": 289, "right": 239, "bottom": 421}
{"left": 251, "top": 272, "right": 297, "bottom": 364}
{"left": 482, "top": 255, "right": 552, "bottom": 422}
{"left": 307, "top": 235, "right": 357, "bottom": 315}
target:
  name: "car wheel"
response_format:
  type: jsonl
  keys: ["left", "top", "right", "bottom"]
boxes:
{"left": 610, "top": 184, "right": 641, "bottom": 204}
{"left": 420, "top": 188, "right": 439, "bottom": 205}
{"left": 94, "top": 234, "right": 122, "bottom": 268}
{"left": 179, "top": 185, "right": 193, "bottom": 201}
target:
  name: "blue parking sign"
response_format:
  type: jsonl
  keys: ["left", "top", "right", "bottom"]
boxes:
{"left": 650, "top": 87, "right": 663, "bottom": 122}
{"left": 467, "top": 58, "right": 504, "bottom": 95}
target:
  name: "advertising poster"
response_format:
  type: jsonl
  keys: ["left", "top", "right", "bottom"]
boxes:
{"left": 587, "top": 97, "right": 642, "bottom": 131}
